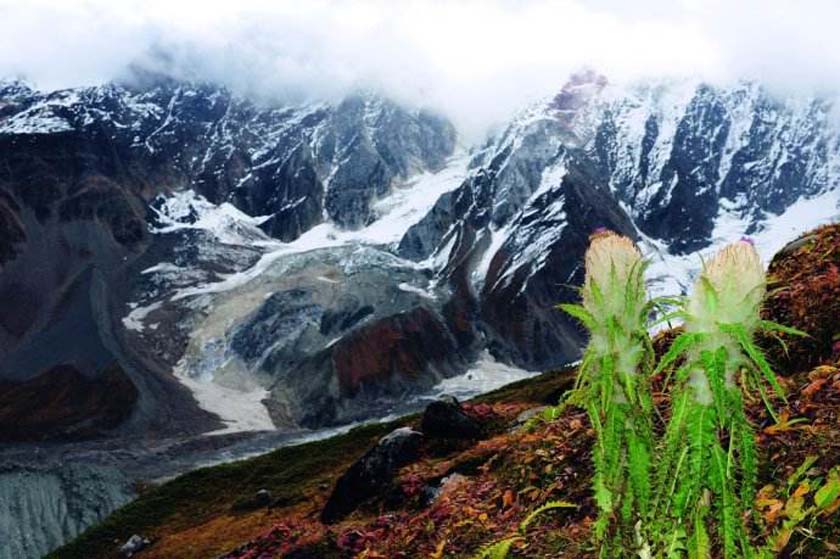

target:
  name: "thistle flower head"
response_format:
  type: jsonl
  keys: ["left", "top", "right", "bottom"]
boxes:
{"left": 582, "top": 231, "right": 644, "bottom": 321}
{"left": 687, "top": 240, "right": 766, "bottom": 332}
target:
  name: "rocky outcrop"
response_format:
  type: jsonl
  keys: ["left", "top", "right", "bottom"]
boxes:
{"left": 478, "top": 158, "right": 637, "bottom": 369}
{"left": 420, "top": 396, "right": 483, "bottom": 439}
{"left": 762, "top": 224, "right": 840, "bottom": 372}
{"left": 267, "top": 304, "right": 470, "bottom": 428}
{"left": 119, "top": 535, "right": 150, "bottom": 558}
{"left": 321, "top": 427, "right": 423, "bottom": 523}
{"left": 318, "top": 96, "right": 456, "bottom": 228}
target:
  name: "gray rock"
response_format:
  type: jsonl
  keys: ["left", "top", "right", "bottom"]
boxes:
{"left": 119, "top": 534, "right": 150, "bottom": 557}
{"left": 231, "top": 488, "right": 273, "bottom": 512}
{"left": 776, "top": 234, "right": 817, "bottom": 259}
{"left": 0, "top": 462, "right": 134, "bottom": 559}
{"left": 321, "top": 427, "right": 423, "bottom": 523}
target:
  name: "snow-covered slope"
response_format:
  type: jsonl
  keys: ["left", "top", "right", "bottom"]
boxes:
{"left": 129, "top": 153, "right": 472, "bottom": 433}
{"left": 397, "top": 71, "right": 840, "bottom": 370}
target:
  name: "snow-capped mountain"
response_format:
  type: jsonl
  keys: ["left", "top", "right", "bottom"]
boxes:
{"left": 400, "top": 71, "right": 840, "bottom": 369}
{"left": 0, "top": 74, "right": 458, "bottom": 441}
{"left": 3, "top": 71, "right": 840, "bottom": 441}
{"left": 4, "top": 68, "right": 840, "bottom": 434}
{"left": 0, "top": 74, "right": 459, "bottom": 559}
{"left": 2, "top": 70, "right": 840, "bottom": 558}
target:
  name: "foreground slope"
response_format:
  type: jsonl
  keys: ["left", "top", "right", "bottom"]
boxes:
{"left": 52, "top": 224, "right": 840, "bottom": 558}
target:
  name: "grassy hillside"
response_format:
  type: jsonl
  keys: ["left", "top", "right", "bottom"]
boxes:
{"left": 49, "top": 367, "right": 575, "bottom": 559}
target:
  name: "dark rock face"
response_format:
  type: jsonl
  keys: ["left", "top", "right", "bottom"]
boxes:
{"left": 590, "top": 81, "right": 838, "bottom": 254}
{"left": 319, "top": 98, "right": 455, "bottom": 228}
{"left": 230, "top": 289, "right": 324, "bottom": 363}
{"left": 267, "top": 303, "right": 470, "bottom": 428}
{"left": 633, "top": 85, "right": 730, "bottom": 252}
{"left": 0, "top": 192, "right": 25, "bottom": 266}
{"left": 479, "top": 159, "right": 637, "bottom": 369}
{"left": 397, "top": 115, "right": 637, "bottom": 371}
{"left": 0, "top": 364, "right": 138, "bottom": 443}
{"left": 420, "top": 396, "right": 483, "bottom": 439}
{"left": 332, "top": 307, "right": 458, "bottom": 396}
{"left": 321, "top": 427, "right": 423, "bottom": 523}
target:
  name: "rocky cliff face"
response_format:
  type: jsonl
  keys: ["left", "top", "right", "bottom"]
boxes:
{"left": 0, "top": 76, "right": 458, "bottom": 440}
{"left": 398, "top": 72, "right": 840, "bottom": 371}
{"left": 0, "top": 462, "right": 133, "bottom": 559}
{"left": 587, "top": 80, "right": 839, "bottom": 253}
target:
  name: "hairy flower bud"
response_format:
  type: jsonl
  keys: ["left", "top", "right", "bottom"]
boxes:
{"left": 582, "top": 231, "right": 644, "bottom": 322}
{"left": 687, "top": 240, "right": 766, "bottom": 334}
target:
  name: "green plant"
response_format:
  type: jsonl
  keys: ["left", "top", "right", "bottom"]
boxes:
{"left": 560, "top": 231, "right": 656, "bottom": 557}
{"left": 552, "top": 235, "right": 814, "bottom": 559}
{"left": 755, "top": 457, "right": 840, "bottom": 557}
{"left": 651, "top": 241, "right": 803, "bottom": 558}
{"left": 472, "top": 500, "right": 577, "bottom": 559}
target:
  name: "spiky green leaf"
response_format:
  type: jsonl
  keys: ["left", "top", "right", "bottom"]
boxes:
{"left": 519, "top": 500, "right": 577, "bottom": 533}
{"left": 473, "top": 537, "right": 522, "bottom": 559}
{"left": 558, "top": 303, "right": 598, "bottom": 330}
{"left": 720, "top": 322, "right": 787, "bottom": 401}
{"left": 759, "top": 320, "right": 809, "bottom": 338}
{"left": 653, "top": 332, "right": 706, "bottom": 376}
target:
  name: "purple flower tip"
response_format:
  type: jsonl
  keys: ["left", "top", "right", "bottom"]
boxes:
{"left": 740, "top": 236, "right": 755, "bottom": 246}
{"left": 593, "top": 226, "right": 609, "bottom": 235}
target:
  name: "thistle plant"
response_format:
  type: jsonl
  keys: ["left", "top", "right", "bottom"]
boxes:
{"left": 652, "top": 240, "right": 795, "bottom": 558}
{"left": 560, "top": 231, "right": 656, "bottom": 556}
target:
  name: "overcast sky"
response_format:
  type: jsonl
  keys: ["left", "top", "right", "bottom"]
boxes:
{"left": 1, "top": 0, "right": 838, "bottom": 138}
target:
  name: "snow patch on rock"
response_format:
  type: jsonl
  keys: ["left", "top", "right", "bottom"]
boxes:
{"left": 427, "top": 351, "right": 538, "bottom": 402}
{"left": 150, "top": 190, "right": 274, "bottom": 246}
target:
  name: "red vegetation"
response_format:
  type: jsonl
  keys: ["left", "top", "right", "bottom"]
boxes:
{"left": 763, "top": 224, "right": 840, "bottom": 373}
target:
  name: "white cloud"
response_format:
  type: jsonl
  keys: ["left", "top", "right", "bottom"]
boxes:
{"left": 0, "top": 0, "right": 838, "bottom": 138}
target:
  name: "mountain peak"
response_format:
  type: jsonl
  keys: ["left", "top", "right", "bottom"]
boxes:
{"left": 549, "top": 69, "right": 608, "bottom": 116}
